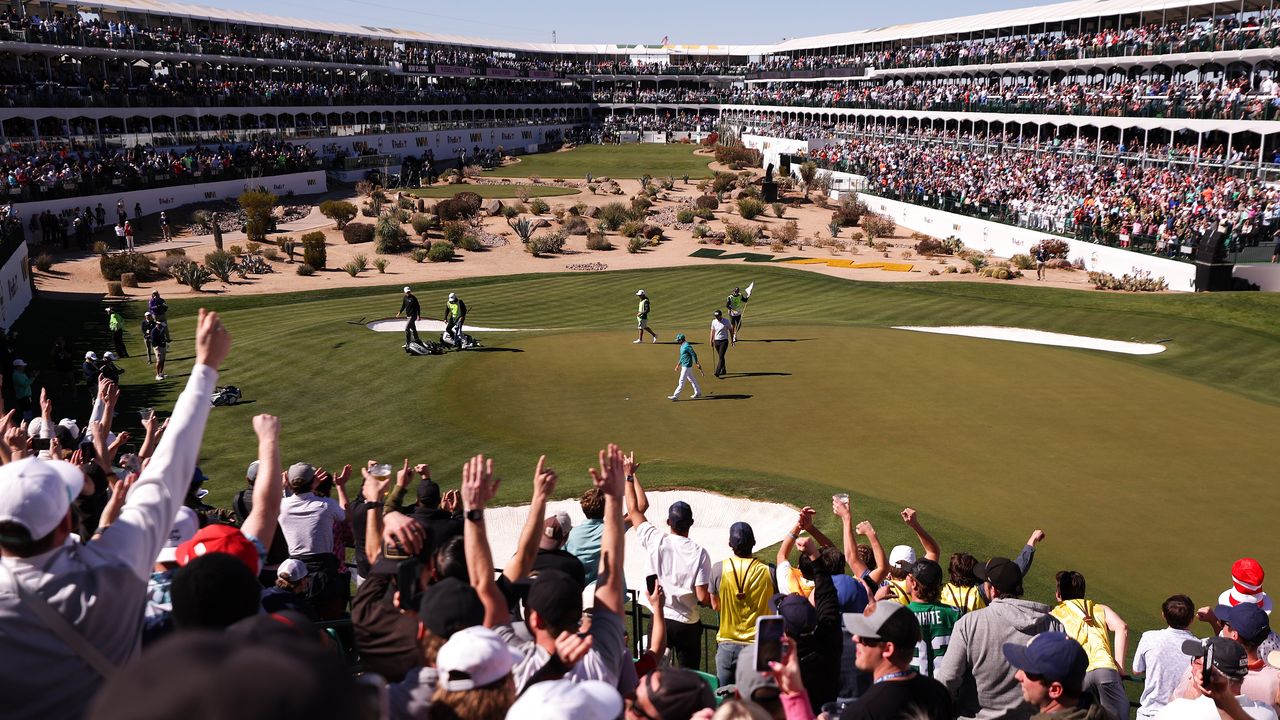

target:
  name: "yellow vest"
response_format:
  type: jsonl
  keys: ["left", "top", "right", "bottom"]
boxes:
{"left": 1051, "top": 599, "right": 1118, "bottom": 672}
{"left": 940, "top": 583, "right": 988, "bottom": 615}
{"left": 716, "top": 557, "right": 774, "bottom": 644}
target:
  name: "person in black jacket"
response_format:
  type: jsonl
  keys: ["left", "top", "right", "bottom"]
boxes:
{"left": 396, "top": 286, "right": 423, "bottom": 349}
{"left": 772, "top": 562, "right": 845, "bottom": 713}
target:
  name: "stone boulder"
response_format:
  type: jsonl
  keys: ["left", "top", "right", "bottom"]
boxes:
{"left": 483, "top": 199, "right": 503, "bottom": 216}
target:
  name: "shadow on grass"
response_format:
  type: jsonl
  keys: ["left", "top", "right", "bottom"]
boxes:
{"left": 738, "top": 338, "right": 816, "bottom": 343}
{"left": 696, "top": 394, "right": 752, "bottom": 401}
{"left": 467, "top": 347, "right": 524, "bottom": 353}
{"left": 723, "top": 372, "right": 791, "bottom": 378}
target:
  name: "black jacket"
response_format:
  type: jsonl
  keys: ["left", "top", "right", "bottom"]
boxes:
{"left": 797, "top": 571, "right": 844, "bottom": 712}
{"left": 400, "top": 294, "right": 421, "bottom": 320}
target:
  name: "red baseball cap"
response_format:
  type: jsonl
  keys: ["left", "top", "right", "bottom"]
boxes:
{"left": 175, "top": 524, "right": 260, "bottom": 575}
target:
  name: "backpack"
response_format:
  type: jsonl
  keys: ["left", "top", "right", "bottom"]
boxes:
{"left": 441, "top": 331, "right": 480, "bottom": 350}
{"left": 405, "top": 340, "right": 444, "bottom": 356}
{"left": 211, "top": 385, "right": 242, "bottom": 406}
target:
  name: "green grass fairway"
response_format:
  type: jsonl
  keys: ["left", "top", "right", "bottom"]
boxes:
{"left": 22, "top": 266, "right": 1280, "bottom": 638}
{"left": 404, "top": 184, "right": 579, "bottom": 199}
{"left": 489, "top": 144, "right": 713, "bottom": 179}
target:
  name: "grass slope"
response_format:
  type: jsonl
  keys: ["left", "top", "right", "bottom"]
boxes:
{"left": 21, "top": 266, "right": 1280, "bottom": 636}
{"left": 404, "top": 185, "right": 579, "bottom": 199}
{"left": 488, "top": 144, "right": 713, "bottom": 180}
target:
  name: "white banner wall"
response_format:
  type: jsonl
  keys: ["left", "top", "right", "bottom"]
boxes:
{"left": 0, "top": 242, "right": 31, "bottom": 329}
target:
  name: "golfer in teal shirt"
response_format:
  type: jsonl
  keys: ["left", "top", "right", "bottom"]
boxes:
{"left": 668, "top": 333, "right": 703, "bottom": 401}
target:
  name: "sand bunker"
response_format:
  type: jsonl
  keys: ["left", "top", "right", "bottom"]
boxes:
{"left": 484, "top": 490, "right": 797, "bottom": 599}
{"left": 893, "top": 326, "right": 1166, "bottom": 355}
{"left": 367, "top": 318, "right": 532, "bottom": 333}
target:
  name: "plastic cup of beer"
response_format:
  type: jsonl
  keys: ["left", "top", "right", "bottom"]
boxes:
{"left": 833, "top": 493, "right": 850, "bottom": 507}
{"left": 371, "top": 463, "right": 393, "bottom": 481}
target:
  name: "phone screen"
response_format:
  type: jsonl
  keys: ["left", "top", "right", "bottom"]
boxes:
{"left": 646, "top": 574, "right": 658, "bottom": 595}
{"left": 755, "top": 615, "right": 785, "bottom": 672}
{"left": 31, "top": 438, "right": 51, "bottom": 451}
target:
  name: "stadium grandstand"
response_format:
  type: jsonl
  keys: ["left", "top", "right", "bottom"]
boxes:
{"left": 1, "top": 2, "right": 1279, "bottom": 719}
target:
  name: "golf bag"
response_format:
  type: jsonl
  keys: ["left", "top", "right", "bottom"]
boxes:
{"left": 211, "top": 385, "right": 242, "bottom": 407}
{"left": 440, "top": 330, "right": 480, "bottom": 350}
{"left": 405, "top": 340, "right": 445, "bottom": 356}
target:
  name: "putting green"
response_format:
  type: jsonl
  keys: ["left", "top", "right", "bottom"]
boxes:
{"left": 489, "top": 144, "right": 713, "bottom": 179}
{"left": 404, "top": 184, "right": 579, "bottom": 199}
{"left": 18, "top": 265, "right": 1280, "bottom": 638}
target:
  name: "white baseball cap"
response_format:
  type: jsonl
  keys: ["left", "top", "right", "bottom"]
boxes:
{"left": 156, "top": 507, "right": 200, "bottom": 564}
{"left": 0, "top": 457, "right": 86, "bottom": 539}
{"left": 448, "top": 292, "right": 458, "bottom": 301}
{"left": 277, "top": 558, "right": 309, "bottom": 583}
{"left": 889, "top": 545, "right": 917, "bottom": 569}
{"left": 12, "top": 359, "right": 25, "bottom": 368}
{"left": 635, "top": 289, "right": 645, "bottom": 296}
{"left": 505, "top": 679, "right": 622, "bottom": 720}
{"left": 85, "top": 351, "right": 98, "bottom": 361}
{"left": 403, "top": 286, "right": 412, "bottom": 293}
{"left": 103, "top": 352, "right": 117, "bottom": 361}
{"left": 436, "top": 626, "right": 521, "bottom": 691}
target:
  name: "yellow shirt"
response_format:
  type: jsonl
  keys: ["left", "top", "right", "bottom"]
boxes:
{"left": 1051, "top": 599, "right": 1119, "bottom": 672}
{"left": 715, "top": 557, "right": 774, "bottom": 644}
{"left": 940, "top": 583, "right": 988, "bottom": 615}
{"left": 882, "top": 577, "right": 910, "bottom": 605}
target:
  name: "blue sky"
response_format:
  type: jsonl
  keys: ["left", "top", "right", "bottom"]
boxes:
{"left": 207, "top": 0, "right": 1038, "bottom": 44}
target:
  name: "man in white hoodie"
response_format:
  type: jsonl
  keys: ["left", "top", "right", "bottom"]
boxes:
{"left": 936, "top": 557, "right": 1062, "bottom": 720}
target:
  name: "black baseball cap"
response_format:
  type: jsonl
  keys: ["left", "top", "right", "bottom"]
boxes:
{"left": 647, "top": 668, "right": 715, "bottom": 719}
{"left": 418, "top": 577, "right": 485, "bottom": 639}
{"left": 910, "top": 559, "right": 944, "bottom": 591}
{"left": 1183, "top": 637, "right": 1249, "bottom": 680}
{"left": 416, "top": 478, "right": 442, "bottom": 509}
{"left": 525, "top": 569, "right": 583, "bottom": 631}
{"left": 974, "top": 557, "right": 1023, "bottom": 596}
{"left": 771, "top": 593, "right": 818, "bottom": 636}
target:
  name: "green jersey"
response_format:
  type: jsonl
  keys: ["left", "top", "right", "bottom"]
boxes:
{"left": 678, "top": 342, "right": 698, "bottom": 368}
{"left": 907, "top": 600, "right": 961, "bottom": 677}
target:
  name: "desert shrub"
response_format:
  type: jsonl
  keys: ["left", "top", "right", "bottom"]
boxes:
{"left": 692, "top": 224, "right": 710, "bottom": 239}
{"left": 598, "top": 202, "right": 633, "bottom": 231}
{"left": 725, "top": 221, "right": 761, "bottom": 246}
{"left": 508, "top": 217, "right": 537, "bottom": 245}
{"left": 410, "top": 248, "right": 429, "bottom": 263}
{"left": 343, "top": 260, "right": 362, "bottom": 277}
{"left": 695, "top": 194, "right": 720, "bottom": 211}
{"left": 552, "top": 206, "right": 566, "bottom": 222}
{"left": 319, "top": 200, "right": 357, "bottom": 229}
{"left": 619, "top": 220, "right": 645, "bottom": 238}
{"left": 441, "top": 221, "right": 467, "bottom": 246}
{"left": 296, "top": 263, "right": 315, "bottom": 276}
{"left": 737, "top": 197, "right": 765, "bottom": 220}
{"left": 343, "top": 222, "right": 375, "bottom": 244}
{"left": 501, "top": 205, "right": 520, "bottom": 219}
{"left": 694, "top": 207, "right": 715, "bottom": 220}
{"left": 1032, "top": 238, "right": 1071, "bottom": 259}
{"left": 204, "top": 250, "right": 237, "bottom": 282}
{"left": 526, "top": 230, "right": 567, "bottom": 257}
{"left": 435, "top": 193, "right": 482, "bottom": 221}
{"left": 33, "top": 253, "right": 53, "bottom": 272}
{"left": 1010, "top": 253, "right": 1035, "bottom": 270}
{"left": 528, "top": 197, "right": 550, "bottom": 215}
{"left": 397, "top": 196, "right": 414, "bottom": 210}
{"left": 915, "top": 238, "right": 945, "bottom": 255}
{"left": 427, "top": 241, "right": 455, "bottom": 262}
{"left": 586, "top": 232, "right": 612, "bottom": 250}
{"left": 360, "top": 204, "right": 378, "bottom": 218}
{"left": 860, "top": 212, "right": 895, "bottom": 240}
{"left": 979, "top": 266, "right": 1013, "bottom": 280}
{"left": 830, "top": 198, "right": 869, "bottom": 227}
{"left": 928, "top": 269, "right": 941, "bottom": 276}
{"left": 962, "top": 251, "right": 988, "bottom": 270}
{"left": 245, "top": 241, "right": 261, "bottom": 254}
{"left": 827, "top": 221, "right": 841, "bottom": 238}
{"left": 713, "top": 143, "right": 762, "bottom": 167}
{"left": 941, "top": 236, "right": 965, "bottom": 254}
{"left": 587, "top": 183, "right": 598, "bottom": 195}
{"left": 799, "top": 161, "right": 818, "bottom": 191}
{"left": 563, "top": 216, "right": 589, "bottom": 235}
{"left": 676, "top": 207, "right": 696, "bottom": 224}
{"left": 627, "top": 236, "right": 646, "bottom": 253}
{"left": 944, "top": 266, "right": 958, "bottom": 274}
{"left": 410, "top": 213, "right": 436, "bottom": 236}
{"left": 99, "top": 252, "right": 153, "bottom": 281}
{"left": 630, "top": 195, "right": 652, "bottom": 215}
{"left": 374, "top": 258, "right": 389, "bottom": 273}
{"left": 301, "top": 231, "right": 327, "bottom": 269}
{"left": 771, "top": 202, "right": 786, "bottom": 218}
{"left": 172, "top": 261, "right": 213, "bottom": 290}
{"left": 775, "top": 220, "right": 799, "bottom": 245}
{"left": 238, "top": 189, "right": 277, "bottom": 242}
{"left": 710, "top": 172, "right": 737, "bottom": 194}
{"left": 1089, "top": 270, "right": 1168, "bottom": 291}
{"left": 1045, "top": 258, "right": 1076, "bottom": 271}
{"left": 257, "top": 244, "right": 280, "bottom": 261}
{"left": 156, "top": 254, "right": 185, "bottom": 275}
{"left": 374, "top": 216, "right": 410, "bottom": 254}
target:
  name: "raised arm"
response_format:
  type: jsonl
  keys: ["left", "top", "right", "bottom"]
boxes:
{"left": 798, "top": 506, "right": 835, "bottom": 549}
{"left": 646, "top": 583, "right": 667, "bottom": 660}
{"left": 590, "top": 443, "right": 626, "bottom": 617}
{"left": 137, "top": 413, "right": 166, "bottom": 460}
{"left": 901, "top": 508, "right": 940, "bottom": 562}
{"left": 858, "top": 520, "right": 888, "bottom": 586}
{"left": 834, "top": 498, "right": 860, "bottom": 575}
{"left": 238, "top": 414, "right": 281, "bottom": 551}
{"left": 97, "top": 308, "right": 227, "bottom": 581}
{"left": 359, "top": 467, "right": 394, "bottom": 566}
{"left": 623, "top": 452, "right": 647, "bottom": 529}
{"left": 777, "top": 511, "right": 806, "bottom": 567}
{"left": 502, "top": 456, "right": 557, "bottom": 582}
{"left": 1014, "top": 529, "right": 1046, "bottom": 577}
{"left": 461, "top": 454, "right": 508, "bottom": 627}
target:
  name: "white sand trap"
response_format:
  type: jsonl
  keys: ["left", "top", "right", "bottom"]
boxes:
{"left": 484, "top": 490, "right": 797, "bottom": 603}
{"left": 367, "top": 318, "right": 533, "bottom": 333}
{"left": 893, "top": 326, "right": 1166, "bottom": 355}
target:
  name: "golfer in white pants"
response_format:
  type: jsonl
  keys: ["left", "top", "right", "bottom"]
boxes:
{"left": 669, "top": 333, "right": 703, "bottom": 401}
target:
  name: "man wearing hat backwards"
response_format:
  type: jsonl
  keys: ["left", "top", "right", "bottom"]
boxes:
{"left": 396, "top": 286, "right": 424, "bottom": 349}
{"left": 1158, "top": 637, "right": 1278, "bottom": 720}
{"left": 1004, "top": 631, "right": 1105, "bottom": 720}
{"left": 936, "top": 556, "right": 1063, "bottom": 720}
{"left": 710, "top": 521, "right": 773, "bottom": 686}
{"left": 633, "top": 289, "right": 658, "bottom": 344}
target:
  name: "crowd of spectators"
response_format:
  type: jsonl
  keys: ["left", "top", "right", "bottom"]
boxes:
{"left": 755, "top": 14, "right": 1280, "bottom": 73}
{"left": 0, "top": 140, "right": 318, "bottom": 200}
{"left": 726, "top": 74, "right": 1280, "bottom": 121}
{"left": 0, "top": 311, "right": 1278, "bottom": 719}
{"left": 798, "top": 127, "right": 1280, "bottom": 254}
